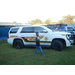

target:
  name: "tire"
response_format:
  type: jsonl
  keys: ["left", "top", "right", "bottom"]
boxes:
{"left": 52, "top": 40, "right": 63, "bottom": 51}
{"left": 13, "top": 40, "right": 24, "bottom": 49}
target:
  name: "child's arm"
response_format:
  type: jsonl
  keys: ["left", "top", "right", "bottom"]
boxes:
{"left": 35, "top": 37, "right": 40, "bottom": 42}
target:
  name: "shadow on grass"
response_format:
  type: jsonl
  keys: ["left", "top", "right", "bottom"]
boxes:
{"left": 6, "top": 43, "right": 74, "bottom": 52}
{"left": 24, "top": 46, "right": 51, "bottom": 50}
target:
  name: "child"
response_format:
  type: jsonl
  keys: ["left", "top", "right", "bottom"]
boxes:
{"left": 34, "top": 32, "right": 45, "bottom": 55}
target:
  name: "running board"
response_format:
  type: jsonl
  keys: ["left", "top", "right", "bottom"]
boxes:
{"left": 24, "top": 45, "right": 51, "bottom": 48}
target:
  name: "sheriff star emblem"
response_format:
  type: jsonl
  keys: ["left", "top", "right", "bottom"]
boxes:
{"left": 44, "top": 37, "right": 48, "bottom": 41}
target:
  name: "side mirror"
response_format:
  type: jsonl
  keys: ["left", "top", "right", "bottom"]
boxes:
{"left": 43, "top": 30, "right": 48, "bottom": 33}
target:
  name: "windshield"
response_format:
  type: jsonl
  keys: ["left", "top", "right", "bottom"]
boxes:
{"left": 43, "top": 26, "right": 52, "bottom": 32}
{"left": 49, "top": 26, "right": 66, "bottom": 32}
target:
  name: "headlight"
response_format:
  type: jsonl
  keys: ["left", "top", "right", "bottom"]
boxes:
{"left": 66, "top": 34, "right": 71, "bottom": 40}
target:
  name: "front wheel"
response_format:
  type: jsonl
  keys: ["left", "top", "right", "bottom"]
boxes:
{"left": 52, "top": 40, "right": 63, "bottom": 51}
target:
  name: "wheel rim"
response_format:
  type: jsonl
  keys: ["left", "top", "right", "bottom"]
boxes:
{"left": 15, "top": 42, "right": 21, "bottom": 49}
{"left": 53, "top": 43, "right": 60, "bottom": 50}
{"left": 54, "top": 44, "right": 59, "bottom": 50}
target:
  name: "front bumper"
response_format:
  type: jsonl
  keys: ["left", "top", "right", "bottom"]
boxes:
{"left": 70, "top": 34, "right": 75, "bottom": 45}
{"left": 70, "top": 40, "right": 74, "bottom": 45}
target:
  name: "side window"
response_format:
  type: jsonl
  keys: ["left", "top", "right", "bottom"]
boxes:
{"left": 10, "top": 28, "right": 19, "bottom": 33}
{"left": 21, "top": 27, "right": 34, "bottom": 33}
{"left": 34, "top": 27, "right": 46, "bottom": 33}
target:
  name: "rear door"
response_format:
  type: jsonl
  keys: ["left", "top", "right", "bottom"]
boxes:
{"left": 20, "top": 27, "right": 35, "bottom": 45}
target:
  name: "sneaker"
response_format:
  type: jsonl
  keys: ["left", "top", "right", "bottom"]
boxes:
{"left": 34, "top": 53, "right": 37, "bottom": 55}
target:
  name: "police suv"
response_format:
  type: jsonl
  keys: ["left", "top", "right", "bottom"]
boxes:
{"left": 7, "top": 25, "right": 74, "bottom": 51}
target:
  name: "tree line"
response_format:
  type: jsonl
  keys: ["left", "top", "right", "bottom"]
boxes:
{"left": 28, "top": 15, "right": 75, "bottom": 25}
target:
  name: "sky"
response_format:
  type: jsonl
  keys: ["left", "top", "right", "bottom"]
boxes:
{"left": 0, "top": 0, "right": 75, "bottom": 23}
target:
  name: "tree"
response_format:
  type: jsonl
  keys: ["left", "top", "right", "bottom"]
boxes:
{"left": 28, "top": 21, "right": 31, "bottom": 23}
{"left": 45, "top": 18, "right": 52, "bottom": 24}
{"left": 35, "top": 18, "right": 42, "bottom": 24}
{"left": 31, "top": 20, "right": 36, "bottom": 25}
{"left": 41, "top": 22, "right": 45, "bottom": 24}
{"left": 52, "top": 22, "right": 57, "bottom": 24}
{"left": 58, "top": 20, "right": 63, "bottom": 24}
{"left": 13, "top": 21, "right": 16, "bottom": 23}
{"left": 29, "top": 19, "right": 42, "bottom": 25}
{"left": 59, "top": 15, "right": 75, "bottom": 24}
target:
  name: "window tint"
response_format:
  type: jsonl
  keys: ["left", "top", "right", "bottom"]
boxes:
{"left": 10, "top": 28, "right": 19, "bottom": 33}
{"left": 67, "top": 27, "right": 73, "bottom": 31}
{"left": 21, "top": 27, "right": 34, "bottom": 33}
{"left": 34, "top": 27, "right": 45, "bottom": 33}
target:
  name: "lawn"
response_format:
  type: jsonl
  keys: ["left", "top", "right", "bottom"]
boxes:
{"left": 0, "top": 41, "right": 75, "bottom": 65}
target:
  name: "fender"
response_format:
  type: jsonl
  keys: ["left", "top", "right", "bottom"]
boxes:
{"left": 13, "top": 37, "right": 26, "bottom": 45}
{"left": 52, "top": 38, "right": 66, "bottom": 46}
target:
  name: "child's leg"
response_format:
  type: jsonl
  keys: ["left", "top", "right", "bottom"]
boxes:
{"left": 34, "top": 46, "right": 39, "bottom": 54}
{"left": 39, "top": 46, "right": 44, "bottom": 55}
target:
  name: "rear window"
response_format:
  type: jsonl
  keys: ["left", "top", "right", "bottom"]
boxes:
{"left": 10, "top": 28, "right": 19, "bottom": 33}
{"left": 21, "top": 27, "right": 34, "bottom": 33}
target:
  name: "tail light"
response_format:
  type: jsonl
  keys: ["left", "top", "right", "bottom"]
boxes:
{"left": 8, "top": 34, "right": 9, "bottom": 38}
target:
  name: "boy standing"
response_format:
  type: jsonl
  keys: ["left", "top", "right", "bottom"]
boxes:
{"left": 34, "top": 32, "right": 45, "bottom": 55}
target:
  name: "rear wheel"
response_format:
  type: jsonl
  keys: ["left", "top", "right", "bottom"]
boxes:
{"left": 52, "top": 40, "right": 63, "bottom": 51}
{"left": 13, "top": 40, "right": 24, "bottom": 49}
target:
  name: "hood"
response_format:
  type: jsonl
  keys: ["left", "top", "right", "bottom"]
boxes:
{"left": 52, "top": 31, "right": 71, "bottom": 35}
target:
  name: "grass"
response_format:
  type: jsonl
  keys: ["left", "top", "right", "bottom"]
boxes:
{"left": 0, "top": 41, "right": 75, "bottom": 65}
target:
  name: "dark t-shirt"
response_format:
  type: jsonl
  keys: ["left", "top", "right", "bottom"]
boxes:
{"left": 36, "top": 41, "right": 40, "bottom": 46}
{"left": 36, "top": 36, "right": 40, "bottom": 46}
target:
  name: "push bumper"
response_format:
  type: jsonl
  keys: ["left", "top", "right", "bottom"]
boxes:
{"left": 70, "top": 40, "right": 74, "bottom": 45}
{"left": 70, "top": 34, "right": 75, "bottom": 45}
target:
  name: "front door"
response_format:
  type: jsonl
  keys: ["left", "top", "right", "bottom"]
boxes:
{"left": 34, "top": 27, "right": 50, "bottom": 46}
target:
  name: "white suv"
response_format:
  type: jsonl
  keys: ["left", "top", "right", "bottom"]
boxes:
{"left": 7, "top": 25, "right": 73, "bottom": 51}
